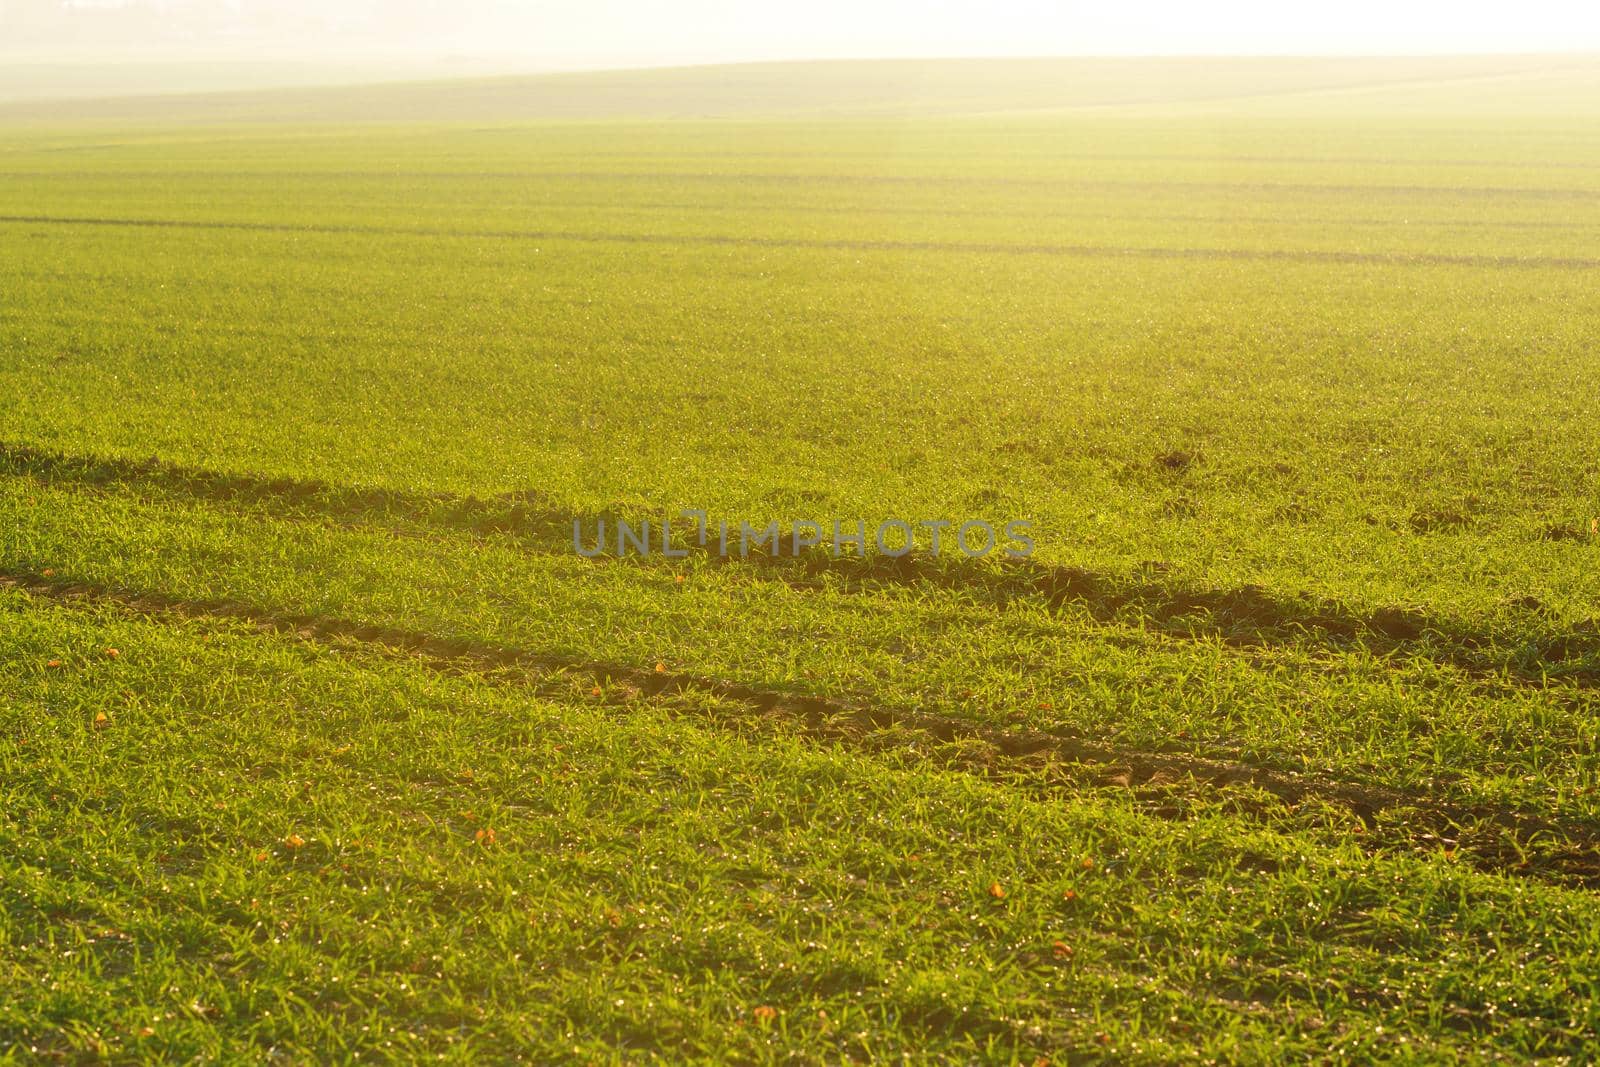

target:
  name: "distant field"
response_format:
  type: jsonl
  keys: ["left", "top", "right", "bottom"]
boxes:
{"left": 2, "top": 58, "right": 1599, "bottom": 1062}
{"left": 0, "top": 57, "right": 527, "bottom": 105}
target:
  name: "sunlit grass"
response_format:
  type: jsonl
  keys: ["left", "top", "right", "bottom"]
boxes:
{"left": 1, "top": 68, "right": 1599, "bottom": 1060}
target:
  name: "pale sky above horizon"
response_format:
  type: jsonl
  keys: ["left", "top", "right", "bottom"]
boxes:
{"left": 5, "top": 0, "right": 1600, "bottom": 67}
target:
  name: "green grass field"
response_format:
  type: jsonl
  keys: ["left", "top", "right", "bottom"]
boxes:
{"left": 2, "top": 57, "right": 1600, "bottom": 1062}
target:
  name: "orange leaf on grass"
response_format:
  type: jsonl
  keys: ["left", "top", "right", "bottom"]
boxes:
{"left": 284, "top": 834, "right": 306, "bottom": 850}
{"left": 988, "top": 881, "right": 1007, "bottom": 899}
{"left": 752, "top": 1005, "right": 778, "bottom": 1023}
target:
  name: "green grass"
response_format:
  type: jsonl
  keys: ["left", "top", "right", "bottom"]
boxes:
{"left": 2, "top": 57, "right": 1600, "bottom": 1061}
{"left": 5, "top": 591, "right": 1600, "bottom": 1062}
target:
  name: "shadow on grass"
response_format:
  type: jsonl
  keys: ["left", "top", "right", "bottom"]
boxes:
{"left": 4, "top": 564, "right": 1600, "bottom": 890}
{"left": 4, "top": 441, "right": 1596, "bottom": 691}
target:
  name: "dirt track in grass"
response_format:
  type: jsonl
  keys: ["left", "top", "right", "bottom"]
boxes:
{"left": 5, "top": 565, "right": 1598, "bottom": 889}
{"left": 6, "top": 441, "right": 1597, "bottom": 692}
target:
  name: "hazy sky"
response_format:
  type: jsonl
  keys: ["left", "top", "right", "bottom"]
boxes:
{"left": 5, "top": 0, "right": 1600, "bottom": 66}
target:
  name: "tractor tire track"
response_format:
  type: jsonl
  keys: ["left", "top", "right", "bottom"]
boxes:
{"left": 3, "top": 565, "right": 1599, "bottom": 890}
{"left": 14, "top": 171, "right": 1599, "bottom": 199}
{"left": 4, "top": 212, "right": 1600, "bottom": 270}
{"left": 5, "top": 441, "right": 1598, "bottom": 693}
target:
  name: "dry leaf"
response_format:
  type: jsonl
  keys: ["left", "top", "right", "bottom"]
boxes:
{"left": 988, "top": 881, "right": 1007, "bottom": 899}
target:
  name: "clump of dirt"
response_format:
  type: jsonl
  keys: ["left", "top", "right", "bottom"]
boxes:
{"left": 1155, "top": 449, "right": 1197, "bottom": 472}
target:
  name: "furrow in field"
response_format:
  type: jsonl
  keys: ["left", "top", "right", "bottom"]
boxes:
{"left": 3, "top": 565, "right": 1598, "bottom": 889}
{"left": 3, "top": 212, "right": 1598, "bottom": 269}
{"left": 11, "top": 172, "right": 1600, "bottom": 199}
{"left": 8, "top": 151, "right": 1600, "bottom": 171}
{"left": 458, "top": 174, "right": 1600, "bottom": 200}
{"left": 13, "top": 186, "right": 1597, "bottom": 231}
{"left": 5, "top": 441, "right": 1597, "bottom": 691}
